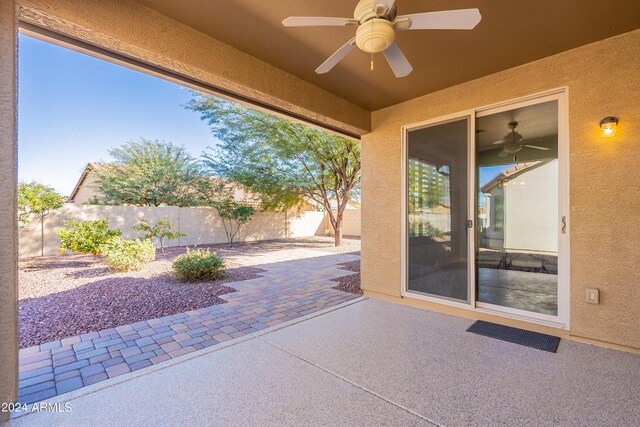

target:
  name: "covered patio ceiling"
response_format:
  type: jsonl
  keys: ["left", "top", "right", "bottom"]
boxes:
{"left": 134, "top": 0, "right": 640, "bottom": 110}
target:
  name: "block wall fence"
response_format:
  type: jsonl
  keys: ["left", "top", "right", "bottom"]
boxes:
{"left": 19, "top": 205, "right": 362, "bottom": 258}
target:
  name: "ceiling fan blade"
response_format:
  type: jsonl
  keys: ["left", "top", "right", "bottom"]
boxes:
{"left": 524, "top": 144, "right": 551, "bottom": 151}
{"left": 382, "top": 42, "right": 413, "bottom": 78}
{"left": 497, "top": 150, "right": 509, "bottom": 158}
{"left": 282, "top": 17, "right": 358, "bottom": 27}
{"left": 377, "top": 0, "right": 396, "bottom": 6}
{"left": 395, "top": 9, "right": 482, "bottom": 30}
{"left": 316, "top": 37, "right": 357, "bottom": 74}
{"left": 492, "top": 139, "right": 507, "bottom": 145}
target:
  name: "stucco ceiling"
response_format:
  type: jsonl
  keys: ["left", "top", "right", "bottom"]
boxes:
{"left": 134, "top": 0, "right": 640, "bottom": 111}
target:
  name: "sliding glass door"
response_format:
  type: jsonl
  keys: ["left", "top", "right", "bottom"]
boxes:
{"left": 405, "top": 117, "right": 470, "bottom": 302}
{"left": 403, "top": 91, "right": 567, "bottom": 326}
{"left": 475, "top": 100, "right": 559, "bottom": 316}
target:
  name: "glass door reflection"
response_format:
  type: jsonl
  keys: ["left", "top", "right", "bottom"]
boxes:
{"left": 407, "top": 118, "right": 469, "bottom": 302}
{"left": 475, "top": 100, "right": 559, "bottom": 315}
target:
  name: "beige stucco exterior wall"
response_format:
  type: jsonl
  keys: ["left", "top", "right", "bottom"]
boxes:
{"left": 503, "top": 160, "right": 559, "bottom": 253}
{"left": 69, "top": 173, "right": 98, "bottom": 204}
{"left": 0, "top": 0, "right": 18, "bottom": 418}
{"left": 362, "top": 29, "right": 640, "bottom": 350}
{"left": 16, "top": 0, "right": 370, "bottom": 137}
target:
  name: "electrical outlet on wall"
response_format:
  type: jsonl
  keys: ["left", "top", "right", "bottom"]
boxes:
{"left": 586, "top": 288, "right": 600, "bottom": 304}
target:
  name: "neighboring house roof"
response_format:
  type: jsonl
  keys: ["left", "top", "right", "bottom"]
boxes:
{"left": 480, "top": 161, "right": 547, "bottom": 193}
{"left": 208, "top": 177, "right": 262, "bottom": 206}
{"left": 67, "top": 162, "right": 262, "bottom": 206}
{"left": 67, "top": 162, "right": 107, "bottom": 203}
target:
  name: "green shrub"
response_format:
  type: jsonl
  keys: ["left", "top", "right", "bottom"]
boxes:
{"left": 58, "top": 219, "right": 121, "bottom": 257}
{"left": 132, "top": 217, "right": 186, "bottom": 253}
{"left": 100, "top": 237, "right": 156, "bottom": 272}
{"left": 173, "top": 248, "right": 226, "bottom": 282}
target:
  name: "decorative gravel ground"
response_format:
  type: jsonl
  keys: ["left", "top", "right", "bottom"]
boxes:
{"left": 19, "top": 237, "right": 359, "bottom": 349}
{"left": 331, "top": 260, "right": 362, "bottom": 295}
{"left": 209, "top": 236, "right": 361, "bottom": 256}
{"left": 19, "top": 248, "right": 264, "bottom": 349}
{"left": 17, "top": 243, "right": 360, "bottom": 404}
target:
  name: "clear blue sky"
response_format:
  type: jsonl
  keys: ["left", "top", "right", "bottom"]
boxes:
{"left": 18, "top": 35, "right": 218, "bottom": 195}
{"left": 19, "top": 34, "right": 506, "bottom": 196}
{"left": 479, "top": 165, "right": 513, "bottom": 187}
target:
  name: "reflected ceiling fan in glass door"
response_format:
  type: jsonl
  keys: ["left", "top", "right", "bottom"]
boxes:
{"left": 492, "top": 121, "right": 550, "bottom": 162}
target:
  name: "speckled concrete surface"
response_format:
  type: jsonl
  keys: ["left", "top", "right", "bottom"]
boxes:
{"left": 9, "top": 298, "right": 640, "bottom": 426}
{"left": 264, "top": 299, "right": 640, "bottom": 426}
{"left": 8, "top": 338, "right": 427, "bottom": 427}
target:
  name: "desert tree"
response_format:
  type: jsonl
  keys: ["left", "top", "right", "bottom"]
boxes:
{"left": 92, "top": 138, "right": 213, "bottom": 207}
{"left": 18, "top": 181, "right": 65, "bottom": 256}
{"left": 132, "top": 217, "right": 186, "bottom": 253}
{"left": 213, "top": 197, "right": 255, "bottom": 248}
{"left": 187, "top": 94, "right": 360, "bottom": 246}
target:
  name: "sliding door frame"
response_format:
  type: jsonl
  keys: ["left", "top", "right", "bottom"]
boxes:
{"left": 401, "top": 87, "right": 570, "bottom": 330}
{"left": 401, "top": 110, "right": 477, "bottom": 310}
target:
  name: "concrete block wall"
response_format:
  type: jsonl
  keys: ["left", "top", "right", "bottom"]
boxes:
{"left": 18, "top": 205, "right": 327, "bottom": 258}
{"left": 318, "top": 209, "right": 362, "bottom": 237}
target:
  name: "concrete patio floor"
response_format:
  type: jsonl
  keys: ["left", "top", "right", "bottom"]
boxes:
{"left": 8, "top": 298, "right": 640, "bottom": 426}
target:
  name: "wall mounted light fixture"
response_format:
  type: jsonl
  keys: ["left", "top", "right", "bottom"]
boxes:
{"left": 600, "top": 116, "right": 618, "bottom": 137}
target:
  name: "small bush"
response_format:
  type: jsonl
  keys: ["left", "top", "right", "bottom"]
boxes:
{"left": 58, "top": 219, "right": 121, "bottom": 256}
{"left": 101, "top": 237, "right": 156, "bottom": 272}
{"left": 173, "top": 248, "right": 226, "bottom": 282}
{"left": 132, "top": 217, "right": 186, "bottom": 253}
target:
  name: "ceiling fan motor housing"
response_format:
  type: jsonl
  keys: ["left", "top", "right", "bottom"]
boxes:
{"left": 356, "top": 19, "right": 395, "bottom": 53}
{"left": 354, "top": 0, "right": 397, "bottom": 22}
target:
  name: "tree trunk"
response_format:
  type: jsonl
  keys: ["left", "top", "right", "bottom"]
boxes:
{"left": 40, "top": 215, "right": 44, "bottom": 257}
{"left": 333, "top": 215, "right": 343, "bottom": 246}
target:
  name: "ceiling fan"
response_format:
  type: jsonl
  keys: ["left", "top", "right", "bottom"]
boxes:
{"left": 282, "top": 0, "right": 481, "bottom": 78}
{"left": 493, "top": 121, "right": 551, "bottom": 159}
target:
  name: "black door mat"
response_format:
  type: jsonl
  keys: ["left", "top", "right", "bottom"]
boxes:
{"left": 466, "top": 320, "right": 561, "bottom": 353}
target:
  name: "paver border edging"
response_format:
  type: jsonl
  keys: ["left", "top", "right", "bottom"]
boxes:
{"left": 10, "top": 296, "right": 368, "bottom": 420}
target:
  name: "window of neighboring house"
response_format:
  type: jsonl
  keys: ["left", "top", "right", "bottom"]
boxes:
{"left": 493, "top": 194, "right": 504, "bottom": 232}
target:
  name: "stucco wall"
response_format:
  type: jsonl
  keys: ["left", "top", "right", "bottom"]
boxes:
{"left": 0, "top": 0, "right": 18, "bottom": 417}
{"left": 70, "top": 172, "right": 97, "bottom": 204}
{"left": 339, "top": 209, "right": 362, "bottom": 237}
{"left": 503, "top": 160, "right": 559, "bottom": 253}
{"left": 362, "top": 29, "right": 640, "bottom": 349}
{"left": 16, "top": 0, "right": 370, "bottom": 137}
{"left": 318, "top": 209, "right": 362, "bottom": 238}
{"left": 19, "top": 205, "right": 326, "bottom": 258}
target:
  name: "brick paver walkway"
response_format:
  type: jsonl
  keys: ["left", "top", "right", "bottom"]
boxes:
{"left": 17, "top": 248, "right": 360, "bottom": 404}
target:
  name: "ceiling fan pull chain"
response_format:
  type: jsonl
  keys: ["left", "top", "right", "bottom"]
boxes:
{"left": 282, "top": 1, "right": 481, "bottom": 78}
{"left": 370, "top": 14, "right": 375, "bottom": 71}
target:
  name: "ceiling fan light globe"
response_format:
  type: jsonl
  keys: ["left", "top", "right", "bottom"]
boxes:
{"left": 356, "top": 19, "right": 395, "bottom": 53}
{"left": 503, "top": 145, "right": 523, "bottom": 154}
